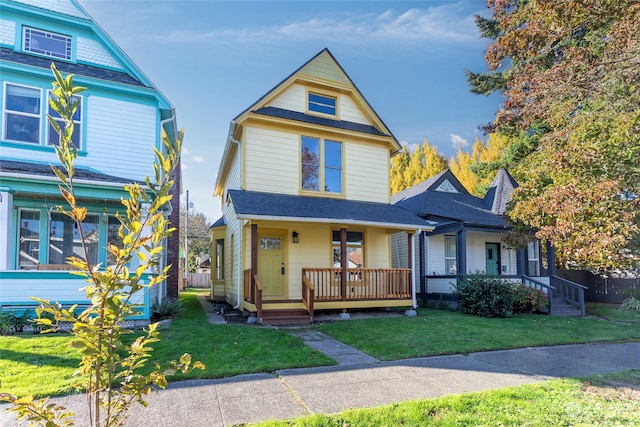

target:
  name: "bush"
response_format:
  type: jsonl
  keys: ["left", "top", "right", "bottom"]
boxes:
{"left": 621, "top": 296, "right": 640, "bottom": 311}
{"left": 513, "top": 285, "right": 548, "bottom": 313}
{"left": 152, "top": 297, "right": 184, "bottom": 320}
{"left": 452, "top": 274, "right": 515, "bottom": 318}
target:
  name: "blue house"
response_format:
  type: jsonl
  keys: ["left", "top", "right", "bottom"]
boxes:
{"left": 0, "top": 0, "right": 181, "bottom": 322}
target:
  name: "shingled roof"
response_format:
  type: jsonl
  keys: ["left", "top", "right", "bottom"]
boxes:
{"left": 483, "top": 168, "right": 518, "bottom": 214}
{"left": 0, "top": 159, "right": 133, "bottom": 184}
{"left": 228, "top": 189, "right": 434, "bottom": 230}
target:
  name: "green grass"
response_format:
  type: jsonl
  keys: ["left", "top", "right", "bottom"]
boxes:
{"left": 253, "top": 369, "right": 640, "bottom": 426}
{"left": 0, "top": 290, "right": 332, "bottom": 398}
{"left": 315, "top": 308, "right": 640, "bottom": 360}
{"left": 586, "top": 302, "right": 640, "bottom": 323}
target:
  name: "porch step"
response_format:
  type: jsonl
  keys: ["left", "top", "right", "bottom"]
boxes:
{"left": 260, "top": 309, "right": 311, "bottom": 326}
{"left": 550, "top": 297, "right": 582, "bottom": 317}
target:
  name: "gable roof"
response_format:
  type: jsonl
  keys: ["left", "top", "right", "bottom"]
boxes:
{"left": 483, "top": 168, "right": 518, "bottom": 214}
{"left": 392, "top": 169, "right": 515, "bottom": 230}
{"left": 232, "top": 49, "right": 397, "bottom": 146}
{"left": 228, "top": 189, "right": 434, "bottom": 231}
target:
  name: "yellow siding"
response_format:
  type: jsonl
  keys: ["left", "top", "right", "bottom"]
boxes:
{"left": 366, "top": 228, "right": 390, "bottom": 268}
{"left": 345, "top": 142, "right": 390, "bottom": 203}
{"left": 269, "top": 84, "right": 305, "bottom": 112}
{"left": 340, "top": 96, "right": 368, "bottom": 125}
{"left": 244, "top": 126, "right": 299, "bottom": 194}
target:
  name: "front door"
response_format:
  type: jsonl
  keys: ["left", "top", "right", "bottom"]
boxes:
{"left": 485, "top": 243, "right": 500, "bottom": 275}
{"left": 257, "top": 232, "right": 286, "bottom": 298}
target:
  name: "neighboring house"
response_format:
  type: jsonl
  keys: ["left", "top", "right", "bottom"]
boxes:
{"left": 0, "top": 0, "right": 181, "bottom": 321}
{"left": 391, "top": 169, "right": 547, "bottom": 303}
{"left": 211, "top": 48, "right": 433, "bottom": 324}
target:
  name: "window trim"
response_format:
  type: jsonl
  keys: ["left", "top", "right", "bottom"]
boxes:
{"left": 215, "top": 239, "right": 225, "bottom": 281}
{"left": 23, "top": 26, "right": 72, "bottom": 61}
{"left": 444, "top": 235, "right": 457, "bottom": 275}
{"left": 300, "top": 135, "right": 343, "bottom": 195}
{"left": 3, "top": 83, "right": 42, "bottom": 145}
{"left": 46, "top": 89, "right": 83, "bottom": 150}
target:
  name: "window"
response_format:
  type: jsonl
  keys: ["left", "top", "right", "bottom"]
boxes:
{"left": 445, "top": 235, "right": 457, "bottom": 275}
{"left": 4, "top": 84, "right": 41, "bottom": 144}
{"left": 23, "top": 27, "right": 71, "bottom": 60}
{"left": 107, "top": 216, "right": 123, "bottom": 266}
{"left": 301, "top": 136, "right": 342, "bottom": 193}
{"left": 2, "top": 83, "right": 83, "bottom": 149}
{"left": 308, "top": 93, "right": 336, "bottom": 116}
{"left": 18, "top": 210, "right": 40, "bottom": 269}
{"left": 527, "top": 241, "right": 540, "bottom": 276}
{"left": 332, "top": 231, "right": 364, "bottom": 268}
{"left": 215, "top": 239, "right": 224, "bottom": 280}
{"left": 48, "top": 93, "right": 82, "bottom": 149}
{"left": 48, "top": 211, "right": 99, "bottom": 266}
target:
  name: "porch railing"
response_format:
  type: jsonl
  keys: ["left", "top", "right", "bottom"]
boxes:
{"left": 521, "top": 275, "right": 555, "bottom": 315}
{"left": 302, "top": 268, "right": 411, "bottom": 301}
{"left": 552, "top": 275, "right": 587, "bottom": 317}
{"left": 254, "top": 274, "right": 263, "bottom": 321}
{"left": 302, "top": 275, "right": 315, "bottom": 321}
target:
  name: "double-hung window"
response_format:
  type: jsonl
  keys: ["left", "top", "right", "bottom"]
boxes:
{"left": 527, "top": 241, "right": 540, "bottom": 276}
{"left": 301, "top": 136, "right": 342, "bottom": 194}
{"left": 3, "top": 83, "right": 83, "bottom": 149}
{"left": 23, "top": 27, "right": 72, "bottom": 60}
{"left": 215, "top": 239, "right": 225, "bottom": 280}
{"left": 444, "top": 235, "right": 457, "bottom": 275}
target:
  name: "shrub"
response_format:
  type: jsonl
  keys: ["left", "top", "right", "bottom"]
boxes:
{"left": 152, "top": 297, "right": 184, "bottom": 319}
{"left": 452, "top": 274, "right": 515, "bottom": 318}
{"left": 621, "top": 296, "right": 640, "bottom": 311}
{"left": 512, "top": 285, "right": 548, "bottom": 313}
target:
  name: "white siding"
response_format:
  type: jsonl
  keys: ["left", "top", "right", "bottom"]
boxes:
{"left": 77, "top": 37, "right": 123, "bottom": 69}
{"left": 466, "top": 232, "right": 512, "bottom": 274}
{"left": 340, "top": 96, "right": 368, "bottom": 125}
{"left": 428, "top": 278, "right": 456, "bottom": 294}
{"left": 426, "top": 234, "right": 447, "bottom": 276}
{"left": 244, "top": 126, "right": 299, "bottom": 194}
{"left": 269, "top": 84, "right": 305, "bottom": 112}
{"left": 84, "top": 96, "right": 157, "bottom": 180}
{"left": 222, "top": 201, "right": 241, "bottom": 306}
{"left": 345, "top": 142, "right": 389, "bottom": 203}
{"left": 391, "top": 232, "right": 407, "bottom": 269}
{"left": 0, "top": 19, "right": 15, "bottom": 46}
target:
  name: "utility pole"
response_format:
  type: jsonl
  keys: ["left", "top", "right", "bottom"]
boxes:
{"left": 185, "top": 190, "right": 190, "bottom": 278}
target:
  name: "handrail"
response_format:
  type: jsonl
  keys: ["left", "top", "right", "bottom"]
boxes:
{"left": 302, "top": 275, "right": 315, "bottom": 321}
{"left": 552, "top": 275, "right": 587, "bottom": 317}
{"left": 253, "top": 274, "right": 263, "bottom": 323}
{"left": 521, "top": 275, "right": 555, "bottom": 315}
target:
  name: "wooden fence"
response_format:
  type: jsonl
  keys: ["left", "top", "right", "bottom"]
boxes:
{"left": 185, "top": 272, "right": 210, "bottom": 288}
{"left": 558, "top": 269, "right": 639, "bottom": 303}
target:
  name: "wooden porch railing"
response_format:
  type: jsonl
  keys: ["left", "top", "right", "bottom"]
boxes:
{"left": 302, "top": 268, "right": 411, "bottom": 301}
{"left": 552, "top": 275, "right": 587, "bottom": 317}
{"left": 302, "top": 275, "right": 315, "bottom": 321}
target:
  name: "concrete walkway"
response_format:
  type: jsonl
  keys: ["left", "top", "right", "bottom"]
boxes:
{"left": 2, "top": 298, "right": 639, "bottom": 426}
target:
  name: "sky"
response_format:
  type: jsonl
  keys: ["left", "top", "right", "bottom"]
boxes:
{"left": 78, "top": 0, "right": 503, "bottom": 223}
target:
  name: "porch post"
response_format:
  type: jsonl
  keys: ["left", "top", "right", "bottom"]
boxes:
{"left": 251, "top": 224, "right": 258, "bottom": 302}
{"left": 407, "top": 232, "right": 413, "bottom": 269}
{"left": 419, "top": 231, "right": 426, "bottom": 295}
{"left": 340, "top": 227, "right": 347, "bottom": 301}
{"left": 516, "top": 248, "right": 526, "bottom": 276}
{"left": 0, "top": 190, "right": 13, "bottom": 270}
{"left": 457, "top": 229, "right": 467, "bottom": 277}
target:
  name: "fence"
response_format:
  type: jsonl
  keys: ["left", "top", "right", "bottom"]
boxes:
{"left": 185, "top": 272, "right": 210, "bottom": 288}
{"left": 557, "top": 269, "right": 640, "bottom": 303}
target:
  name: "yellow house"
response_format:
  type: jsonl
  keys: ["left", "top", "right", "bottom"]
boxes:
{"left": 211, "top": 48, "right": 433, "bottom": 324}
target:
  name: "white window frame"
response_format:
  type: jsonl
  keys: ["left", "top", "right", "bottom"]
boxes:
{"left": 23, "top": 27, "right": 72, "bottom": 60}
{"left": 3, "top": 83, "right": 42, "bottom": 144}
{"left": 527, "top": 241, "right": 540, "bottom": 276}
{"left": 46, "top": 90, "right": 83, "bottom": 150}
{"left": 444, "top": 235, "right": 457, "bottom": 275}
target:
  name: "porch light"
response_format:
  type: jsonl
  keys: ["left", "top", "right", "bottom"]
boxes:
{"left": 292, "top": 231, "right": 299, "bottom": 243}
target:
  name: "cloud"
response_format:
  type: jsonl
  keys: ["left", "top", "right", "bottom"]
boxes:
{"left": 400, "top": 140, "right": 419, "bottom": 153}
{"left": 449, "top": 134, "right": 469, "bottom": 150}
{"left": 192, "top": 155, "right": 205, "bottom": 163}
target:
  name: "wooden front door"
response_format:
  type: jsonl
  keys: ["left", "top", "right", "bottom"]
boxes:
{"left": 485, "top": 243, "right": 500, "bottom": 275}
{"left": 257, "top": 232, "right": 286, "bottom": 298}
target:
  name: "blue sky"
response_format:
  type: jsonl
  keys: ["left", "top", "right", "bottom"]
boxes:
{"left": 79, "top": 0, "right": 502, "bottom": 222}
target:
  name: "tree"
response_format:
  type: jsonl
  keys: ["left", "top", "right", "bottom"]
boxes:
{"left": 390, "top": 140, "right": 447, "bottom": 194}
{"left": 180, "top": 208, "right": 211, "bottom": 272}
{"left": 390, "top": 146, "right": 410, "bottom": 194}
{"left": 1, "top": 65, "right": 203, "bottom": 426}
{"left": 468, "top": 0, "right": 640, "bottom": 269}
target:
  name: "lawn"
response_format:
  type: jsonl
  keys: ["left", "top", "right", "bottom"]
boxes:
{"left": 314, "top": 307, "right": 640, "bottom": 360}
{"left": 0, "top": 290, "right": 332, "bottom": 398}
{"left": 586, "top": 302, "right": 640, "bottom": 323}
{"left": 252, "top": 369, "right": 640, "bottom": 426}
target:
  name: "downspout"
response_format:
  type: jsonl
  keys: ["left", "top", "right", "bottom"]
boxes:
{"left": 226, "top": 121, "right": 243, "bottom": 309}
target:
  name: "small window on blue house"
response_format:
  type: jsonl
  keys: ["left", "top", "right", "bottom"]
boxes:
{"left": 3, "top": 84, "right": 41, "bottom": 144}
{"left": 308, "top": 93, "right": 336, "bottom": 116}
{"left": 23, "top": 27, "right": 72, "bottom": 60}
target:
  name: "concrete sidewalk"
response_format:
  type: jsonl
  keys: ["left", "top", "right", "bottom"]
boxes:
{"left": 2, "top": 341, "right": 639, "bottom": 427}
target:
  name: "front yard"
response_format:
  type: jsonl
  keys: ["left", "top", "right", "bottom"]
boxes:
{"left": 1, "top": 293, "right": 639, "bottom": 398}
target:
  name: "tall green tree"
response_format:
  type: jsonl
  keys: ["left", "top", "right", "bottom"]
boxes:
{"left": 390, "top": 140, "right": 447, "bottom": 194}
{"left": 468, "top": 0, "right": 640, "bottom": 269}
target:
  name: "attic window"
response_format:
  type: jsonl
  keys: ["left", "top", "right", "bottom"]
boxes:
{"left": 435, "top": 180, "right": 458, "bottom": 193}
{"left": 23, "top": 27, "right": 71, "bottom": 60}
{"left": 308, "top": 93, "right": 336, "bottom": 116}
